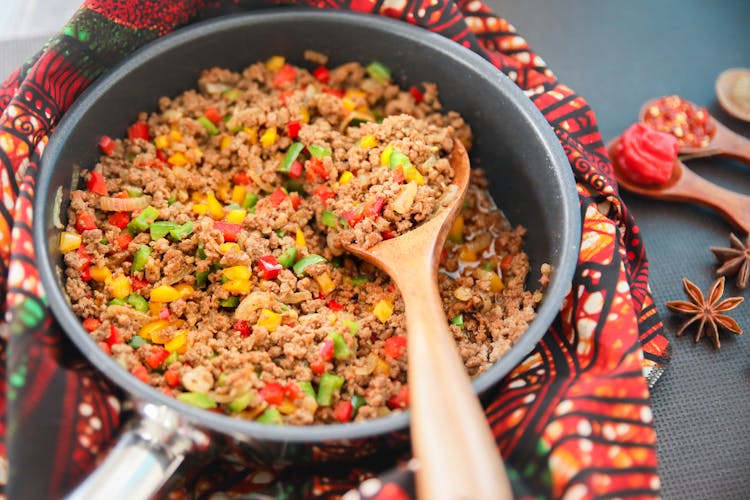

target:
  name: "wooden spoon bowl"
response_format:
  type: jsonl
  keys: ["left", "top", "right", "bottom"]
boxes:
{"left": 344, "top": 139, "right": 511, "bottom": 500}
{"left": 639, "top": 97, "right": 750, "bottom": 164}
{"left": 607, "top": 138, "right": 750, "bottom": 234}
{"left": 716, "top": 68, "right": 750, "bottom": 123}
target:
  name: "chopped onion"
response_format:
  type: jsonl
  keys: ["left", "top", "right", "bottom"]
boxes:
{"left": 280, "top": 291, "right": 312, "bottom": 304}
{"left": 99, "top": 196, "right": 149, "bottom": 212}
{"left": 234, "top": 291, "right": 273, "bottom": 320}
{"left": 392, "top": 181, "right": 418, "bottom": 214}
{"left": 247, "top": 169, "right": 275, "bottom": 193}
{"left": 52, "top": 186, "right": 64, "bottom": 229}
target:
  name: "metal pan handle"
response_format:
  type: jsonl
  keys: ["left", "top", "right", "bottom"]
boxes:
{"left": 66, "top": 402, "right": 210, "bottom": 500}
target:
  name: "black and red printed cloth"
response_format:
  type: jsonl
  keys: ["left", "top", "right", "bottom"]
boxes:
{"left": 0, "top": 1, "right": 670, "bottom": 498}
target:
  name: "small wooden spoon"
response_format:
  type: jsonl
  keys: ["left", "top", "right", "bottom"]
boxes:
{"left": 344, "top": 140, "right": 511, "bottom": 500}
{"left": 716, "top": 68, "right": 750, "bottom": 123}
{"left": 607, "top": 138, "right": 750, "bottom": 233}
{"left": 639, "top": 97, "right": 750, "bottom": 164}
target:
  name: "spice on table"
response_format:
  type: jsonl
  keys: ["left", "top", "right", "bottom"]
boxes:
{"left": 642, "top": 95, "right": 716, "bottom": 148}
{"left": 665, "top": 276, "right": 743, "bottom": 348}
{"left": 614, "top": 122, "right": 679, "bottom": 186}
{"left": 710, "top": 232, "right": 750, "bottom": 289}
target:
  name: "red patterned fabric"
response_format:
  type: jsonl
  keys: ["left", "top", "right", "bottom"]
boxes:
{"left": 0, "top": 1, "right": 671, "bottom": 498}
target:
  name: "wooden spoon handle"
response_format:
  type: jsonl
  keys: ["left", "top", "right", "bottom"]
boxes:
{"left": 394, "top": 266, "right": 511, "bottom": 500}
{"left": 711, "top": 120, "right": 750, "bottom": 164}
{"left": 661, "top": 165, "right": 750, "bottom": 233}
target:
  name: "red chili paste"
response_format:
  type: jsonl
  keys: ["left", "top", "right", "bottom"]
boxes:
{"left": 642, "top": 95, "right": 716, "bottom": 149}
{"left": 615, "top": 122, "right": 679, "bottom": 186}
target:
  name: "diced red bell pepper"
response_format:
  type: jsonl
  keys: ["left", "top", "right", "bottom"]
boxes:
{"left": 500, "top": 255, "right": 514, "bottom": 272}
{"left": 342, "top": 209, "right": 363, "bottom": 228}
{"left": 82, "top": 318, "right": 101, "bottom": 332}
{"left": 257, "top": 255, "right": 283, "bottom": 280}
{"left": 127, "top": 121, "right": 151, "bottom": 142}
{"left": 98, "top": 342, "right": 111, "bottom": 355}
{"left": 108, "top": 211, "right": 130, "bottom": 229}
{"left": 164, "top": 369, "right": 180, "bottom": 387}
{"left": 115, "top": 231, "right": 134, "bottom": 250}
{"left": 268, "top": 187, "right": 287, "bottom": 208}
{"left": 98, "top": 135, "right": 116, "bottom": 156}
{"left": 409, "top": 85, "right": 424, "bottom": 103}
{"left": 312, "top": 185, "right": 334, "bottom": 206}
{"left": 75, "top": 212, "right": 98, "bottom": 233}
{"left": 288, "top": 120, "right": 301, "bottom": 139}
{"left": 80, "top": 267, "right": 92, "bottom": 282}
{"left": 232, "top": 319, "right": 251, "bottom": 337}
{"left": 214, "top": 221, "right": 242, "bottom": 242}
{"left": 305, "top": 157, "right": 328, "bottom": 181}
{"left": 87, "top": 171, "right": 108, "bottom": 196}
{"left": 204, "top": 106, "right": 222, "bottom": 125}
{"left": 259, "top": 382, "right": 285, "bottom": 405}
{"left": 232, "top": 171, "right": 250, "bottom": 185}
{"left": 288, "top": 160, "right": 303, "bottom": 179}
{"left": 392, "top": 165, "right": 405, "bottom": 184}
{"left": 156, "top": 149, "right": 168, "bottom": 164}
{"left": 384, "top": 336, "right": 407, "bottom": 359}
{"left": 381, "top": 229, "right": 396, "bottom": 240}
{"left": 107, "top": 325, "right": 122, "bottom": 347}
{"left": 363, "top": 196, "right": 385, "bottom": 219}
{"left": 322, "top": 87, "right": 345, "bottom": 98}
{"left": 284, "top": 382, "right": 304, "bottom": 401}
{"left": 333, "top": 400, "right": 353, "bottom": 423}
{"left": 273, "top": 64, "right": 297, "bottom": 88}
{"left": 131, "top": 363, "right": 150, "bottom": 383}
{"left": 326, "top": 299, "right": 343, "bottom": 311}
{"left": 145, "top": 346, "right": 170, "bottom": 369}
{"left": 387, "top": 385, "right": 409, "bottom": 410}
{"left": 278, "top": 90, "right": 294, "bottom": 105}
{"left": 310, "top": 359, "right": 326, "bottom": 376}
{"left": 158, "top": 307, "right": 170, "bottom": 320}
{"left": 313, "top": 66, "right": 330, "bottom": 84}
{"left": 130, "top": 276, "right": 148, "bottom": 291}
{"left": 77, "top": 244, "right": 92, "bottom": 267}
{"left": 319, "top": 338, "right": 334, "bottom": 363}
{"left": 289, "top": 192, "right": 302, "bottom": 210}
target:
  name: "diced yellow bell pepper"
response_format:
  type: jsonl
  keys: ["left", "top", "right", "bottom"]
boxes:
{"left": 150, "top": 285, "right": 182, "bottom": 302}
{"left": 150, "top": 327, "right": 172, "bottom": 344}
{"left": 169, "top": 129, "right": 183, "bottom": 142}
{"left": 403, "top": 164, "right": 425, "bottom": 185}
{"left": 338, "top": 171, "right": 353, "bottom": 185}
{"left": 277, "top": 399, "right": 298, "bottom": 415}
{"left": 139, "top": 319, "right": 169, "bottom": 340}
{"left": 223, "top": 265, "right": 251, "bottom": 281}
{"left": 295, "top": 228, "right": 306, "bottom": 249}
{"left": 360, "top": 134, "right": 378, "bottom": 149}
{"left": 206, "top": 191, "right": 224, "bottom": 220}
{"left": 59, "top": 232, "right": 82, "bottom": 253}
{"left": 448, "top": 215, "right": 464, "bottom": 243}
{"left": 89, "top": 266, "right": 112, "bottom": 283}
{"left": 300, "top": 107, "right": 310, "bottom": 124}
{"left": 148, "top": 301, "right": 164, "bottom": 317}
{"left": 380, "top": 144, "right": 393, "bottom": 166}
{"left": 108, "top": 276, "right": 132, "bottom": 299}
{"left": 168, "top": 152, "right": 187, "bottom": 166}
{"left": 220, "top": 135, "right": 232, "bottom": 151}
{"left": 219, "top": 242, "right": 240, "bottom": 255}
{"left": 459, "top": 248, "right": 478, "bottom": 262}
{"left": 266, "top": 55, "right": 285, "bottom": 71}
{"left": 256, "top": 308, "right": 282, "bottom": 332}
{"left": 165, "top": 331, "right": 188, "bottom": 353}
{"left": 154, "top": 135, "right": 170, "bottom": 150}
{"left": 231, "top": 185, "right": 246, "bottom": 205}
{"left": 192, "top": 203, "right": 207, "bottom": 215}
{"left": 342, "top": 97, "right": 358, "bottom": 112}
{"left": 315, "top": 272, "right": 336, "bottom": 296}
{"left": 374, "top": 355, "right": 391, "bottom": 376}
{"left": 191, "top": 192, "right": 206, "bottom": 203}
{"left": 243, "top": 127, "right": 258, "bottom": 144}
{"left": 490, "top": 272, "right": 505, "bottom": 293}
{"left": 226, "top": 209, "right": 247, "bottom": 225}
{"left": 216, "top": 182, "right": 231, "bottom": 202}
{"left": 222, "top": 279, "right": 252, "bottom": 295}
{"left": 373, "top": 299, "right": 393, "bottom": 323}
{"left": 173, "top": 283, "right": 194, "bottom": 298}
{"left": 260, "top": 127, "right": 277, "bottom": 147}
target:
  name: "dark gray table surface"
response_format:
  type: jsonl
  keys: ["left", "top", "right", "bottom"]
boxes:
{"left": 2, "top": 2, "right": 749, "bottom": 498}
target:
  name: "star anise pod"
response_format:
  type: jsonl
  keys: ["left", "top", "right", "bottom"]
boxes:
{"left": 711, "top": 232, "right": 750, "bottom": 289}
{"left": 665, "top": 276, "right": 743, "bottom": 348}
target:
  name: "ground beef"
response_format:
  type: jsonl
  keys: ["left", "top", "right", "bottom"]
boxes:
{"left": 60, "top": 56, "right": 546, "bottom": 425}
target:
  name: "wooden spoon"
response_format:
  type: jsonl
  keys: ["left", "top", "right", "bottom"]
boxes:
{"left": 639, "top": 97, "right": 750, "bottom": 165}
{"left": 344, "top": 139, "right": 511, "bottom": 500}
{"left": 715, "top": 68, "right": 750, "bottom": 123}
{"left": 607, "top": 138, "right": 750, "bottom": 233}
